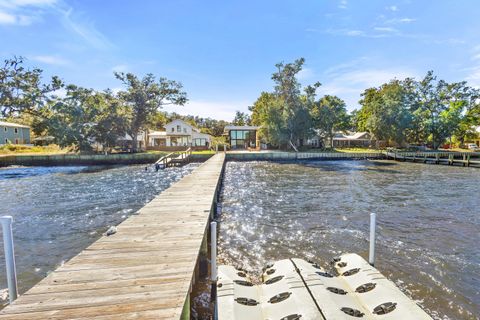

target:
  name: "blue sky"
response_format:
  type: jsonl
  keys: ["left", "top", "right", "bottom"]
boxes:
{"left": 1, "top": 0, "right": 480, "bottom": 121}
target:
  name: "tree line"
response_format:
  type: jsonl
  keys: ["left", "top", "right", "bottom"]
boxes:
{"left": 245, "top": 58, "right": 480, "bottom": 149}
{"left": 2, "top": 56, "right": 479, "bottom": 151}
{"left": 0, "top": 57, "right": 230, "bottom": 152}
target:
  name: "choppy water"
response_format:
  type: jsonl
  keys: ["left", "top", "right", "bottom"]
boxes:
{"left": 218, "top": 160, "right": 480, "bottom": 320}
{"left": 0, "top": 163, "right": 199, "bottom": 306}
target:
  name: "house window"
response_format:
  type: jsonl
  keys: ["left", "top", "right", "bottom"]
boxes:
{"left": 177, "top": 125, "right": 181, "bottom": 132}
{"left": 183, "top": 128, "right": 187, "bottom": 133}
{"left": 14, "top": 128, "right": 18, "bottom": 134}
{"left": 171, "top": 127, "right": 174, "bottom": 132}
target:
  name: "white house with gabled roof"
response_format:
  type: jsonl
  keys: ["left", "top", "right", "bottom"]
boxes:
{"left": 148, "top": 119, "right": 211, "bottom": 148}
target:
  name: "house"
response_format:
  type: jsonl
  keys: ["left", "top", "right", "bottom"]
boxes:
{"left": 0, "top": 121, "right": 31, "bottom": 145}
{"left": 224, "top": 125, "right": 261, "bottom": 150}
{"left": 308, "top": 131, "right": 374, "bottom": 148}
{"left": 147, "top": 119, "right": 212, "bottom": 150}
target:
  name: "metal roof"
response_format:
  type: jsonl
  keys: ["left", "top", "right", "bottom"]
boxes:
{"left": 224, "top": 125, "right": 260, "bottom": 131}
{"left": 0, "top": 121, "right": 30, "bottom": 129}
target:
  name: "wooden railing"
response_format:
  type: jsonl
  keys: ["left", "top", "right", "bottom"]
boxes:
{"left": 154, "top": 147, "right": 192, "bottom": 170}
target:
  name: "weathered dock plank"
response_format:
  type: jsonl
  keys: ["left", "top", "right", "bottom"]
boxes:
{"left": 0, "top": 153, "right": 225, "bottom": 320}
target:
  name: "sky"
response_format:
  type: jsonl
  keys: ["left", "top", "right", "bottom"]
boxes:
{"left": 1, "top": 0, "right": 480, "bottom": 121}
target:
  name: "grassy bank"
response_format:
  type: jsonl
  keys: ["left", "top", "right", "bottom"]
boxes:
{"left": 0, "top": 144, "right": 71, "bottom": 156}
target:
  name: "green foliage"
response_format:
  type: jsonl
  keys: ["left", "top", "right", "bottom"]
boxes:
{"left": 249, "top": 58, "right": 318, "bottom": 148}
{"left": 33, "top": 86, "right": 129, "bottom": 152}
{"left": 115, "top": 72, "right": 187, "bottom": 151}
{"left": 0, "top": 56, "right": 63, "bottom": 117}
{"left": 354, "top": 73, "right": 479, "bottom": 148}
{"left": 232, "top": 111, "right": 250, "bottom": 126}
{"left": 311, "top": 95, "right": 350, "bottom": 147}
{"left": 357, "top": 80, "right": 412, "bottom": 147}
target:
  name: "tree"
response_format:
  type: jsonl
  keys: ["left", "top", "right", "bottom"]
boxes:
{"left": 271, "top": 58, "right": 318, "bottom": 148}
{"left": 248, "top": 59, "right": 320, "bottom": 149}
{"left": 0, "top": 56, "right": 63, "bottom": 117}
{"left": 90, "top": 91, "right": 129, "bottom": 152}
{"left": 416, "top": 71, "right": 474, "bottom": 149}
{"left": 33, "top": 85, "right": 98, "bottom": 151}
{"left": 311, "top": 95, "right": 350, "bottom": 148}
{"left": 33, "top": 86, "right": 128, "bottom": 152}
{"left": 232, "top": 111, "right": 249, "bottom": 126}
{"left": 115, "top": 72, "right": 187, "bottom": 152}
{"left": 357, "top": 80, "right": 412, "bottom": 147}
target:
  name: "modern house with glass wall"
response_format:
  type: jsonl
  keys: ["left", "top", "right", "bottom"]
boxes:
{"left": 0, "top": 121, "right": 31, "bottom": 145}
{"left": 224, "top": 125, "right": 260, "bottom": 150}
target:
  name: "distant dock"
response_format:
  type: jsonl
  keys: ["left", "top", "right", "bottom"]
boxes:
{"left": 385, "top": 151, "right": 480, "bottom": 167}
{"left": 0, "top": 153, "right": 225, "bottom": 319}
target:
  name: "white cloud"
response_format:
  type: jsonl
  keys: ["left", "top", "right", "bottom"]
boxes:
{"left": 0, "top": 0, "right": 112, "bottom": 50}
{"left": 111, "top": 64, "right": 128, "bottom": 73}
{"left": 0, "top": 0, "right": 55, "bottom": 25}
{"left": 0, "top": 10, "right": 15, "bottom": 23}
{"left": 31, "top": 54, "right": 69, "bottom": 65}
{"left": 317, "top": 61, "right": 420, "bottom": 110}
{"left": 59, "top": 8, "right": 112, "bottom": 50}
{"left": 386, "top": 5, "right": 398, "bottom": 11}
{"left": 386, "top": 17, "right": 416, "bottom": 24}
{"left": 163, "top": 100, "right": 251, "bottom": 121}
{"left": 0, "top": 0, "right": 57, "bottom": 8}
{"left": 338, "top": 0, "right": 347, "bottom": 9}
{"left": 297, "top": 67, "right": 314, "bottom": 80}
{"left": 373, "top": 26, "right": 397, "bottom": 33}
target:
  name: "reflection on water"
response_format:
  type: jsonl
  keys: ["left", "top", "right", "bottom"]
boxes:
{"left": 0, "top": 163, "right": 199, "bottom": 306}
{"left": 218, "top": 160, "right": 480, "bottom": 320}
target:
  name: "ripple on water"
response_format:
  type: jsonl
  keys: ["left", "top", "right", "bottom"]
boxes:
{"left": 218, "top": 160, "right": 480, "bottom": 320}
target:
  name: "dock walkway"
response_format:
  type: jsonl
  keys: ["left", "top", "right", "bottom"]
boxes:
{"left": 0, "top": 153, "right": 225, "bottom": 320}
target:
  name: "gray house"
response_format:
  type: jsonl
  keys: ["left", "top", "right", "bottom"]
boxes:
{"left": 0, "top": 121, "right": 31, "bottom": 145}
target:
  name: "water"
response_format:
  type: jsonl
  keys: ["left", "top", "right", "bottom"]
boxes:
{"left": 0, "top": 163, "right": 199, "bottom": 306}
{"left": 218, "top": 160, "right": 480, "bottom": 320}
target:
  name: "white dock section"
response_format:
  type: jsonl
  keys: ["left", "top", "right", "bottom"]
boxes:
{"left": 0, "top": 153, "right": 225, "bottom": 320}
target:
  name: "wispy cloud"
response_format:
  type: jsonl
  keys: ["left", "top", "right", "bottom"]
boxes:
{"left": 30, "top": 54, "right": 69, "bottom": 65}
{"left": 386, "top": 5, "right": 398, "bottom": 12}
{"left": 111, "top": 64, "right": 128, "bottom": 73}
{"left": 466, "top": 46, "right": 480, "bottom": 87}
{"left": 373, "top": 26, "right": 398, "bottom": 33}
{"left": 0, "top": 0, "right": 112, "bottom": 50}
{"left": 58, "top": 7, "right": 113, "bottom": 50}
{"left": 326, "top": 28, "right": 391, "bottom": 38}
{"left": 163, "top": 100, "right": 250, "bottom": 121}
{"left": 338, "top": 0, "right": 347, "bottom": 9}
{"left": 385, "top": 17, "right": 416, "bottom": 24}
{"left": 0, "top": 0, "right": 55, "bottom": 25}
{"left": 317, "top": 58, "right": 421, "bottom": 109}
{"left": 0, "top": 10, "right": 15, "bottom": 24}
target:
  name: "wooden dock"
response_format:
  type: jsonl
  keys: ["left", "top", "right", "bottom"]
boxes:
{"left": 385, "top": 151, "right": 480, "bottom": 167}
{"left": 155, "top": 148, "right": 192, "bottom": 169}
{"left": 0, "top": 153, "right": 226, "bottom": 320}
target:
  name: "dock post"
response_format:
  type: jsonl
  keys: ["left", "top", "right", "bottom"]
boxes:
{"left": 0, "top": 216, "right": 18, "bottom": 303}
{"left": 210, "top": 221, "right": 218, "bottom": 302}
{"left": 215, "top": 145, "right": 218, "bottom": 154}
{"left": 223, "top": 144, "right": 226, "bottom": 152}
{"left": 369, "top": 213, "right": 376, "bottom": 267}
